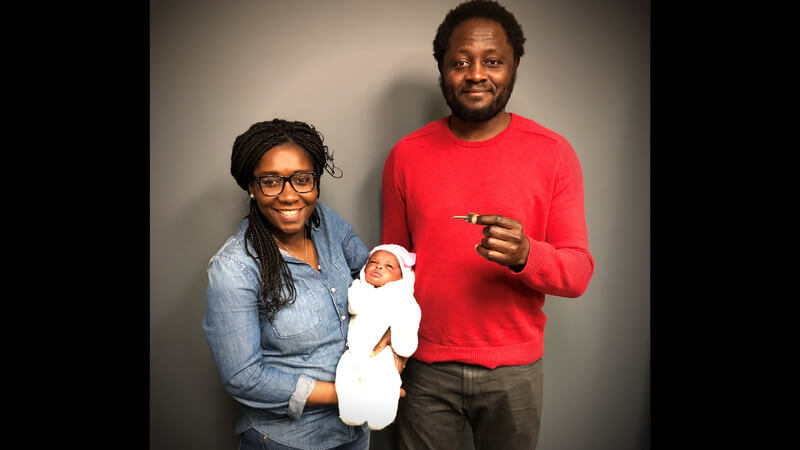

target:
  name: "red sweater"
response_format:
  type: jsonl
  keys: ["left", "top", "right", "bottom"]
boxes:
{"left": 381, "top": 114, "right": 594, "bottom": 369}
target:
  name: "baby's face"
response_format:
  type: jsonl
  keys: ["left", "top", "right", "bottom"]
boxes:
{"left": 365, "top": 250, "right": 403, "bottom": 287}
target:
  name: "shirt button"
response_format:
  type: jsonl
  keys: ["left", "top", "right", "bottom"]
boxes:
{"left": 341, "top": 315, "right": 346, "bottom": 321}
{"left": 331, "top": 288, "right": 336, "bottom": 293}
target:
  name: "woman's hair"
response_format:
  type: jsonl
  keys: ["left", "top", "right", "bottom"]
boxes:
{"left": 230, "top": 118, "right": 341, "bottom": 320}
{"left": 432, "top": 0, "right": 526, "bottom": 73}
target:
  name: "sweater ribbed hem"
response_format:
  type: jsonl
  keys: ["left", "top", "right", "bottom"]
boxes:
{"left": 412, "top": 335, "right": 543, "bottom": 370}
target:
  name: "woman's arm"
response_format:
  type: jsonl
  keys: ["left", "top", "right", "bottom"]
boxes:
{"left": 306, "top": 380, "right": 338, "bottom": 405}
{"left": 203, "top": 254, "right": 314, "bottom": 418}
{"left": 342, "top": 227, "right": 369, "bottom": 279}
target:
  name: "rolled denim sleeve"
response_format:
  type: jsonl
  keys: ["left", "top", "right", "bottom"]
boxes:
{"left": 202, "top": 253, "right": 306, "bottom": 417}
{"left": 288, "top": 374, "right": 315, "bottom": 419}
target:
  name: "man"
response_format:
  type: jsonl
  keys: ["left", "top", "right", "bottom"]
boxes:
{"left": 380, "top": 1, "right": 594, "bottom": 448}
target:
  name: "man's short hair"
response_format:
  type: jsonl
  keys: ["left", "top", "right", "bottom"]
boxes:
{"left": 432, "top": 0, "right": 526, "bottom": 72}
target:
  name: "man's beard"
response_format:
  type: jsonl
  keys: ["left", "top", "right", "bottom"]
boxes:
{"left": 440, "top": 70, "right": 516, "bottom": 122}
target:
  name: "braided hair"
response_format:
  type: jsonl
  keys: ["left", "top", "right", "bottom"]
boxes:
{"left": 432, "top": 0, "right": 526, "bottom": 73}
{"left": 230, "top": 119, "right": 342, "bottom": 320}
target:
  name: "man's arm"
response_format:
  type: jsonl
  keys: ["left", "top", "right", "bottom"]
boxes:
{"left": 381, "top": 147, "right": 411, "bottom": 248}
{"left": 471, "top": 145, "right": 594, "bottom": 297}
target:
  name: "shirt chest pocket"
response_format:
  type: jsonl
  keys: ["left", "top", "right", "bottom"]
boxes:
{"left": 268, "top": 279, "right": 323, "bottom": 339}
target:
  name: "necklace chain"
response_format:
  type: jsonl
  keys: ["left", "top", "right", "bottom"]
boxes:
{"left": 273, "top": 235, "right": 308, "bottom": 261}
{"left": 273, "top": 233, "right": 320, "bottom": 271}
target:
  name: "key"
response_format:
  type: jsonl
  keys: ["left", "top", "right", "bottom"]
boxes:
{"left": 452, "top": 213, "right": 479, "bottom": 224}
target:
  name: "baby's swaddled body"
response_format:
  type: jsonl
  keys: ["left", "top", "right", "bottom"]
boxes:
{"left": 335, "top": 245, "right": 420, "bottom": 430}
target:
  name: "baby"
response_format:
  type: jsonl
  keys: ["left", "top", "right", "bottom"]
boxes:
{"left": 335, "top": 244, "right": 421, "bottom": 430}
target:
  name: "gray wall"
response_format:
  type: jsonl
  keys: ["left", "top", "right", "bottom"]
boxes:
{"left": 150, "top": 0, "right": 650, "bottom": 449}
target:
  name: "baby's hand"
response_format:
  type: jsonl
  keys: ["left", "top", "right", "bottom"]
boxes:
{"left": 371, "top": 328, "right": 408, "bottom": 374}
{"left": 370, "top": 328, "right": 392, "bottom": 357}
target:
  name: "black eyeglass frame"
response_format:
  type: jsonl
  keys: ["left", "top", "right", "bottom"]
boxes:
{"left": 253, "top": 171, "right": 318, "bottom": 197}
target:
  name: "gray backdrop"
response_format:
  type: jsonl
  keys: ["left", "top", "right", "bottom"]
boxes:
{"left": 150, "top": 0, "right": 650, "bottom": 448}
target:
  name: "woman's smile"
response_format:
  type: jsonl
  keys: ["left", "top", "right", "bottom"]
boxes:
{"left": 274, "top": 207, "right": 304, "bottom": 218}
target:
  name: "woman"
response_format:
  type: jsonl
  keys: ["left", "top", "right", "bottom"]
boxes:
{"left": 202, "top": 119, "right": 371, "bottom": 449}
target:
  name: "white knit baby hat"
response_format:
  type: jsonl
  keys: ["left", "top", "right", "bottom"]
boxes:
{"left": 366, "top": 244, "right": 416, "bottom": 280}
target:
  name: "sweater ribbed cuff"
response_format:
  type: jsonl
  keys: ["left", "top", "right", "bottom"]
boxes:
{"left": 513, "top": 237, "right": 546, "bottom": 282}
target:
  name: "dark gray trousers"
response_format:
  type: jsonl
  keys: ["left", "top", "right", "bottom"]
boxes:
{"left": 395, "top": 357, "right": 544, "bottom": 450}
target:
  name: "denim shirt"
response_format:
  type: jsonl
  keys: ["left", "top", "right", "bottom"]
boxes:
{"left": 203, "top": 202, "right": 370, "bottom": 449}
